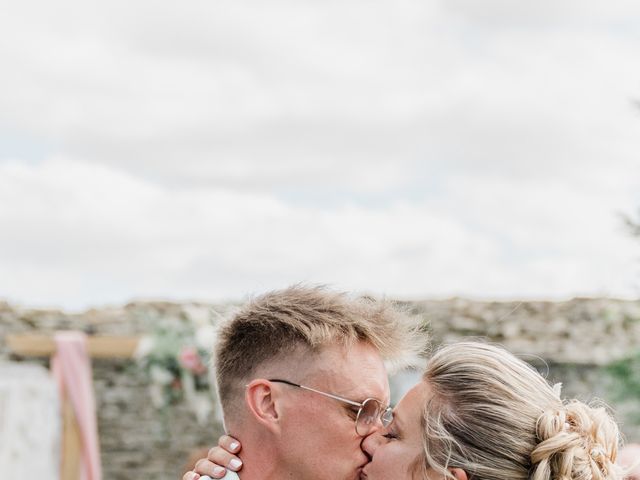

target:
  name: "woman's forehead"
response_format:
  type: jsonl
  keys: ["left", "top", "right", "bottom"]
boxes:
{"left": 395, "top": 381, "right": 431, "bottom": 426}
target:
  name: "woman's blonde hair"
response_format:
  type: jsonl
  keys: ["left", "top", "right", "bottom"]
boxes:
{"left": 420, "top": 342, "right": 622, "bottom": 480}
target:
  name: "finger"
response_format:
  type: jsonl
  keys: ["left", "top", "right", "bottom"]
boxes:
{"left": 194, "top": 459, "right": 229, "bottom": 478}
{"left": 218, "top": 434, "right": 242, "bottom": 453}
{"left": 207, "top": 446, "right": 243, "bottom": 471}
{"left": 182, "top": 472, "right": 200, "bottom": 480}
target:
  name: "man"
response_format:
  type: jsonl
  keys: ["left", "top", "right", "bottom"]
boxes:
{"left": 185, "top": 285, "right": 426, "bottom": 480}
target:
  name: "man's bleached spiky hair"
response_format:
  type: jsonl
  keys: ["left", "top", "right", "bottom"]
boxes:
{"left": 214, "top": 285, "right": 428, "bottom": 418}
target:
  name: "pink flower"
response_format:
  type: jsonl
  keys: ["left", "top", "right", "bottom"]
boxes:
{"left": 178, "top": 346, "right": 206, "bottom": 374}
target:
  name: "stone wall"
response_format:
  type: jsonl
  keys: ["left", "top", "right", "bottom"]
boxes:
{"left": 1, "top": 297, "right": 639, "bottom": 479}
{"left": 411, "top": 297, "right": 640, "bottom": 364}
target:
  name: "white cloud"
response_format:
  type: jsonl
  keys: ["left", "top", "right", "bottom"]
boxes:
{"left": 2, "top": 0, "right": 638, "bottom": 189}
{"left": 0, "top": 157, "right": 637, "bottom": 310}
{"left": 444, "top": 0, "right": 640, "bottom": 27}
{"left": 0, "top": 1, "right": 639, "bottom": 308}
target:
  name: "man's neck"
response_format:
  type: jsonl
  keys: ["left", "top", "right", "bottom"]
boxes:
{"left": 230, "top": 430, "right": 290, "bottom": 480}
{"left": 235, "top": 459, "right": 278, "bottom": 480}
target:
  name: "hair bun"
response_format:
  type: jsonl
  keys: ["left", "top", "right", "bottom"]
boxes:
{"left": 530, "top": 401, "right": 622, "bottom": 480}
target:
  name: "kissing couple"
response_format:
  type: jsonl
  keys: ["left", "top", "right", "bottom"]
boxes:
{"left": 185, "top": 286, "right": 624, "bottom": 480}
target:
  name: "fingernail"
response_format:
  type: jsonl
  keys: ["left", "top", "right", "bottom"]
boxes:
{"left": 229, "top": 459, "right": 243, "bottom": 470}
{"left": 230, "top": 442, "right": 239, "bottom": 451}
{"left": 213, "top": 466, "right": 225, "bottom": 476}
{"left": 191, "top": 474, "right": 200, "bottom": 480}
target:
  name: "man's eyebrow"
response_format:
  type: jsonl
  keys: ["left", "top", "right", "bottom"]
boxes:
{"left": 357, "top": 392, "right": 389, "bottom": 404}
{"left": 343, "top": 392, "right": 370, "bottom": 404}
{"left": 318, "top": 378, "right": 386, "bottom": 404}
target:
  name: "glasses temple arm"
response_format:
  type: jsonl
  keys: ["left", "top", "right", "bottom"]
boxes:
{"left": 298, "top": 385, "right": 363, "bottom": 407}
{"left": 268, "top": 378, "right": 363, "bottom": 407}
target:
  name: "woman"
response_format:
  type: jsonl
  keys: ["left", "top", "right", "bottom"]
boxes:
{"left": 187, "top": 342, "right": 623, "bottom": 480}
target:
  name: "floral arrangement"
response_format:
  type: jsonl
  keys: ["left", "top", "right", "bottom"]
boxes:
{"left": 134, "top": 309, "right": 220, "bottom": 424}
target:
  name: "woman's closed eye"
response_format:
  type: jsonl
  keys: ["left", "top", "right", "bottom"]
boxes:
{"left": 382, "top": 428, "right": 399, "bottom": 440}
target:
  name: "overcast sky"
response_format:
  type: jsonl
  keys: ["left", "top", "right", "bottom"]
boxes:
{"left": 1, "top": 1, "right": 639, "bottom": 311}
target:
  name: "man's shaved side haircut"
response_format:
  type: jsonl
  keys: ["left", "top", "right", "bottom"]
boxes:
{"left": 214, "top": 285, "right": 426, "bottom": 419}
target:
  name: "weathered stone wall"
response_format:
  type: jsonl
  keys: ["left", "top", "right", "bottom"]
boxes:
{"left": 413, "top": 298, "right": 640, "bottom": 364}
{"left": 1, "top": 297, "right": 639, "bottom": 479}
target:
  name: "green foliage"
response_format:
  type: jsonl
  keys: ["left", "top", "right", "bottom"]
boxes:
{"left": 606, "top": 352, "right": 640, "bottom": 422}
{"left": 135, "top": 322, "right": 214, "bottom": 409}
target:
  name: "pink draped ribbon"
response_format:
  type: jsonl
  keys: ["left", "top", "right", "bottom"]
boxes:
{"left": 51, "top": 331, "right": 102, "bottom": 480}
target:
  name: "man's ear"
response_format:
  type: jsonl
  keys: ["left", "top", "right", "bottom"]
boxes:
{"left": 449, "top": 468, "right": 468, "bottom": 480}
{"left": 245, "top": 379, "right": 281, "bottom": 432}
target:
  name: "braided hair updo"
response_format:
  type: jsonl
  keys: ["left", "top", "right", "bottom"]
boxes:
{"left": 531, "top": 401, "right": 621, "bottom": 480}
{"left": 417, "top": 343, "right": 622, "bottom": 480}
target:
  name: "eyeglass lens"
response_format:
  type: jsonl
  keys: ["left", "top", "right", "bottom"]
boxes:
{"left": 356, "top": 399, "right": 391, "bottom": 436}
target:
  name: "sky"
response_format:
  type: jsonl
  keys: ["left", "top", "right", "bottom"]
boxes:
{"left": 1, "top": 1, "right": 639, "bottom": 311}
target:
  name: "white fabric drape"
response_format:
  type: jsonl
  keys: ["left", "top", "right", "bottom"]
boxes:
{"left": 0, "top": 362, "right": 60, "bottom": 479}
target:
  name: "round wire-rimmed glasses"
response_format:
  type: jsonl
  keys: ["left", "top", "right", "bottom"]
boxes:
{"left": 268, "top": 378, "right": 393, "bottom": 436}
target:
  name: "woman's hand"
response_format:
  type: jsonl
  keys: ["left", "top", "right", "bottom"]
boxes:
{"left": 183, "top": 435, "right": 243, "bottom": 480}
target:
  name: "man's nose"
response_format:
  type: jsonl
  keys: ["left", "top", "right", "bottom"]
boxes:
{"left": 360, "top": 430, "right": 384, "bottom": 459}
{"left": 361, "top": 411, "right": 386, "bottom": 436}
